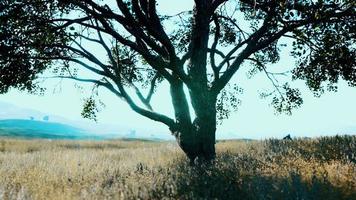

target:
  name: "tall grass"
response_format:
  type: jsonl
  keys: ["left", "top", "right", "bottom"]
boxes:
{"left": 0, "top": 135, "right": 355, "bottom": 199}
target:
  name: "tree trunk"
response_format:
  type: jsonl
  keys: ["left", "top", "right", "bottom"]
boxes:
{"left": 170, "top": 1, "right": 215, "bottom": 164}
{"left": 171, "top": 89, "right": 217, "bottom": 163}
{"left": 193, "top": 116, "right": 216, "bottom": 162}
{"left": 173, "top": 116, "right": 216, "bottom": 164}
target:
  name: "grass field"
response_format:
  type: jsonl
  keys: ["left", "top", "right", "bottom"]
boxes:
{"left": 0, "top": 135, "right": 355, "bottom": 199}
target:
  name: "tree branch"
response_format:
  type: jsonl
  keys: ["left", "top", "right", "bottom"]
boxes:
{"left": 211, "top": 5, "right": 354, "bottom": 95}
{"left": 54, "top": 74, "right": 175, "bottom": 128}
{"left": 246, "top": 58, "right": 284, "bottom": 98}
{"left": 132, "top": 0, "right": 176, "bottom": 60}
{"left": 72, "top": 0, "right": 175, "bottom": 83}
{"left": 111, "top": 77, "right": 176, "bottom": 128}
{"left": 210, "top": 15, "right": 221, "bottom": 80}
{"left": 49, "top": 76, "right": 124, "bottom": 99}
{"left": 215, "top": 14, "right": 249, "bottom": 40}
{"left": 146, "top": 73, "right": 159, "bottom": 103}
{"left": 210, "top": 0, "right": 228, "bottom": 13}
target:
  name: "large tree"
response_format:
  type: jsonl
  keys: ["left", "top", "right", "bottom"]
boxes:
{"left": 1, "top": 0, "right": 355, "bottom": 162}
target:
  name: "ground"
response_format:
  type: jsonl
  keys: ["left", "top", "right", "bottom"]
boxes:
{"left": 0, "top": 136, "right": 355, "bottom": 199}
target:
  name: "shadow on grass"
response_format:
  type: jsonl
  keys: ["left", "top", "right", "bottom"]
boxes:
{"left": 146, "top": 153, "right": 353, "bottom": 200}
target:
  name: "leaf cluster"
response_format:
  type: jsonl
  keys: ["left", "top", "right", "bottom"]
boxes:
{"left": 0, "top": 0, "right": 69, "bottom": 93}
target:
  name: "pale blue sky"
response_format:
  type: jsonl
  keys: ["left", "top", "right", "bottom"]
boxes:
{"left": 1, "top": 0, "right": 356, "bottom": 139}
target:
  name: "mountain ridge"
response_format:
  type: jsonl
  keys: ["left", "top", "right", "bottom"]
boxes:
{"left": 0, "top": 101, "right": 173, "bottom": 140}
{"left": 0, "top": 119, "right": 103, "bottom": 139}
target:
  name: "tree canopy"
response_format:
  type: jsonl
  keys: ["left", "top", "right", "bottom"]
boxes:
{"left": 1, "top": 0, "right": 355, "bottom": 161}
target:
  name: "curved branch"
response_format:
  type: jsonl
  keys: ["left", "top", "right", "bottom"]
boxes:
{"left": 112, "top": 77, "right": 176, "bottom": 128}
{"left": 215, "top": 14, "right": 249, "bottom": 40}
{"left": 49, "top": 76, "right": 124, "bottom": 99}
{"left": 146, "top": 73, "right": 159, "bottom": 103}
{"left": 132, "top": 0, "right": 176, "bottom": 59}
{"left": 215, "top": 37, "right": 250, "bottom": 71}
{"left": 54, "top": 75, "right": 175, "bottom": 128}
{"left": 210, "top": 15, "right": 221, "bottom": 79}
{"left": 72, "top": 1, "right": 175, "bottom": 83}
{"left": 51, "top": 17, "right": 92, "bottom": 30}
{"left": 28, "top": 55, "right": 107, "bottom": 76}
{"left": 210, "top": 0, "right": 228, "bottom": 14}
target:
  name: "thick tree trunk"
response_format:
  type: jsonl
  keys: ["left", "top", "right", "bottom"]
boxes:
{"left": 193, "top": 116, "right": 216, "bottom": 162}
{"left": 170, "top": 1, "right": 216, "bottom": 164}
{"left": 171, "top": 89, "right": 217, "bottom": 163}
{"left": 173, "top": 116, "right": 216, "bottom": 164}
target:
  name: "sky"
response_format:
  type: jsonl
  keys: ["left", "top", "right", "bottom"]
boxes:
{"left": 1, "top": 0, "right": 356, "bottom": 139}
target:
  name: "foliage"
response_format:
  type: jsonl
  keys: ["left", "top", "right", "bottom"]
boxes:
{"left": 290, "top": 1, "right": 356, "bottom": 95}
{"left": 0, "top": 135, "right": 355, "bottom": 199}
{"left": 0, "top": 0, "right": 69, "bottom": 93}
{"left": 0, "top": 0, "right": 354, "bottom": 119}
{"left": 216, "top": 84, "right": 243, "bottom": 122}
{"left": 81, "top": 97, "right": 100, "bottom": 122}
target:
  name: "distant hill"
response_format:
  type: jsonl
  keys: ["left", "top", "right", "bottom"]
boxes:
{"left": 0, "top": 119, "right": 102, "bottom": 139}
{"left": 0, "top": 101, "right": 171, "bottom": 140}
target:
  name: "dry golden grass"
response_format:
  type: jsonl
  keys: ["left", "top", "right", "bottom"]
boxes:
{"left": 0, "top": 136, "right": 355, "bottom": 199}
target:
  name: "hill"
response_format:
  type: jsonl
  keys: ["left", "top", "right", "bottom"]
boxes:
{"left": 0, "top": 101, "right": 173, "bottom": 140}
{"left": 0, "top": 119, "right": 100, "bottom": 139}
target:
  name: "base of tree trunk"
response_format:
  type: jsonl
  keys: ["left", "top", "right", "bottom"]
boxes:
{"left": 174, "top": 128, "right": 216, "bottom": 165}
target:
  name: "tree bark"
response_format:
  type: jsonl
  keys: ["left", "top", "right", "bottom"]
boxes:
{"left": 173, "top": 114, "right": 217, "bottom": 164}
{"left": 169, "top": 1, "right": 217, "bottom": 164}
{"left": 191, "top": 93, "right": 217, "bottom": 162}
{"left": 169, "top": 79, "right": 196, "bottom": 162}
{"left": 170, "top": 83, "right": 217, "bottom": 163}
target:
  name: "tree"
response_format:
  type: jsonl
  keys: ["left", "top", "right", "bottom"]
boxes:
{"left": 43, "top": 115, "right": 50, "bottom": 121}
{"left": 1, "top": 0, "right": 355, "bottom": 163}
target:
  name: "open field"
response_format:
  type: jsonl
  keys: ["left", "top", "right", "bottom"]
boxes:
{"left": 0, "top": 136, "right": 355, "bottom": 200}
